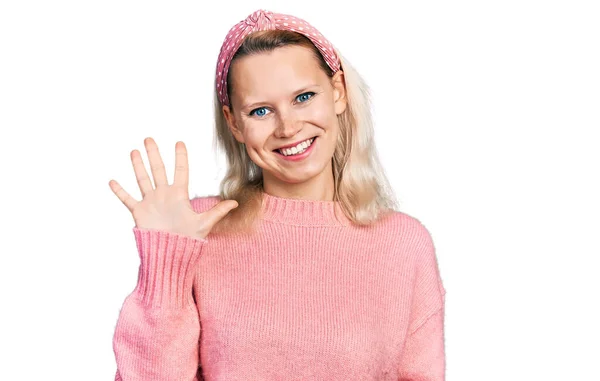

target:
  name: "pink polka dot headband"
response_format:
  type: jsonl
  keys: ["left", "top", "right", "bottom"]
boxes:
{"left": 215, "top": 9, "right": 342, "bottom": 107}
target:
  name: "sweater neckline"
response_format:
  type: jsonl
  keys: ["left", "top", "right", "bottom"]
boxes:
{"left": 260, "top": 191, "right": 352, "bottom": 227}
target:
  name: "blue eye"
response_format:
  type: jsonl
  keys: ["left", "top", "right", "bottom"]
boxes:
{"left": 296, "top": 92, "right": 315, "bottom": 102}
{"left": 250, "top": 107, "right": 268, "bottom": 117}
{"left": 248, "top": 92, "right": 316, "bottom": 117}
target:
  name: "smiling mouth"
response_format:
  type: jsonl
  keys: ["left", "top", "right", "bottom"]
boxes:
{"left": 273, "top": 136, "right": 318, "bottom": 155}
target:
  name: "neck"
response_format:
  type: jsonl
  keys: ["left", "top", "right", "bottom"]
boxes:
{"left": 262, "top": 161, "right": 335, "bottom": 201}
{"left": 259, "top": 190, "right": 351, "bottom": 227}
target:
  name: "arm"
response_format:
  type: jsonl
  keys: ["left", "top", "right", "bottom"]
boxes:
{"left": 112, "top": 227, "right": 207, "bottom": 381}
{"left": 398, "top": 307, "right": 446, "bottom": 381}
{"left": 398, "top": 221, "right": 447, "bottom": 381}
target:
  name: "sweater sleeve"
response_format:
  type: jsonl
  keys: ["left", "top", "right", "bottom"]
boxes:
{"left": 398, "top": 221, "right": 447, "bottom": 380}
{"left": 398, "top": 307, "right": 446, "bottom": 381}
{"left": 112, "top": 227, "right": 207, "bottom": 381}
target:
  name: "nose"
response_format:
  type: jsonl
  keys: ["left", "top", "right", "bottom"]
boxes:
{"left": 273, "top": 114, "right": 302, "bottom": 139}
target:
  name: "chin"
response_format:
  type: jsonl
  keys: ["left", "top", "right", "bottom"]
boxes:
{"left": 272, "top": 164, "right": 328, "bottom": 184}
{"left": 275, "top": 173, "right": 315, "bottom": 184}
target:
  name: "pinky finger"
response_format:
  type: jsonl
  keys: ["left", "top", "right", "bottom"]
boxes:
{"left": 109, "top": 179, "right": 138, "bottom": 212}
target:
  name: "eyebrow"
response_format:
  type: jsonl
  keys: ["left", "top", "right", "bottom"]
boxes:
{"left": 241, "top": 84, "right": 320, "bottom": 110}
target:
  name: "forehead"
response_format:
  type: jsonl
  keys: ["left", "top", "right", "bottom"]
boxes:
{"left": 229, "top": 45, "right": 325, "bottom": 99}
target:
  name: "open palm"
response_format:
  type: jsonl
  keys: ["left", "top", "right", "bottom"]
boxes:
{"left": 108, "top": 137, "right": 238, "bottom": 240}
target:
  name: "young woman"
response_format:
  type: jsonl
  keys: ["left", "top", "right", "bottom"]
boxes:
{"left": 110, "top": 9, "right": 446, "bottom": 381}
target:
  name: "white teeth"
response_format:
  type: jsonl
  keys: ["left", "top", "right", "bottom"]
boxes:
{"left": 279, "top": 137, "right": 314, "bottom": 156}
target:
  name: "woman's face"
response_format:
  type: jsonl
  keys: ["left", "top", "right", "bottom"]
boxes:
{"left": 222, "top": 45, "right": 347, "bottom": 188}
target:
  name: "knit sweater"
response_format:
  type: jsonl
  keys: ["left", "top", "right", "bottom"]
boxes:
{"left": 112, "top": 192, "right": 446, "bottom": 380}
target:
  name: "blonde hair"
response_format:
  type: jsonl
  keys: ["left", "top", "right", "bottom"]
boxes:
{"left": 209, "top": 30, "right": 400, "bottom": 235}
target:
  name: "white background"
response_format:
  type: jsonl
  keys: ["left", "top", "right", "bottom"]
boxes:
{"left": 1, "top": 1, "right": 599, "bottom": 380}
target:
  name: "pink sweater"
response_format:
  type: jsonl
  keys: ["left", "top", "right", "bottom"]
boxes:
{"left": 112, "top": 192, "right": 446, "bottom": 380}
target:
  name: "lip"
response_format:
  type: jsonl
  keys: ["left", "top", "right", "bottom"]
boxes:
{"left": 274, "top": 137, "right": 317, "bottom": 162}
{"left": 273, "top": 136, "right": 317, "bottom": 151}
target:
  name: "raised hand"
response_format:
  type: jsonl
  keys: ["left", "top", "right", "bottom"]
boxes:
{"left": 108, "top": 137, "right": 238, "bottom": 240}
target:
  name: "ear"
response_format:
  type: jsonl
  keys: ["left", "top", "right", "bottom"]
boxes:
{"left": 222, "top": 105, "right": 245, "bottom": 143}
{"left": 331, "top": 70, "right": 347, "bottom": 115}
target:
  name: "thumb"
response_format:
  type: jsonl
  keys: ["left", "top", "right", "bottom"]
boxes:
{"left": 202, "top": 200, "right": 239, "bottom": 229}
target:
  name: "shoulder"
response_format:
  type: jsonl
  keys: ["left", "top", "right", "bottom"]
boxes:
{"left": 391, "top": 211, "right": 445, "bottom": 293}
{"left": 386, "top": 213, "right": 446, "bottom": 321}
{"left": 372, "top": 210, "right": 439, "bottom": 274}
{"left": 377, "top": 210, "right": 435, "bottom": 249}
{"left": 190, "top": 194, "right": 223, "bottom": 214}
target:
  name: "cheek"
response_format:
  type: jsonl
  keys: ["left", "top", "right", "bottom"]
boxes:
{"left": 243, "top": 125, "right": 271, "bottom": 148}
{"left": 303, "top": 98, "right": 336, "bottom": 127}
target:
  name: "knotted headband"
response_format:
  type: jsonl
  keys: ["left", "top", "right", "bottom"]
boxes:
{"left": 215, "top": 9, "right": 342, "bottom": 107}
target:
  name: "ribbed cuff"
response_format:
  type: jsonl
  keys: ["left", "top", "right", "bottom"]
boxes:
{"left": 131, "top": 227, "right": 207, "bottom": 309}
